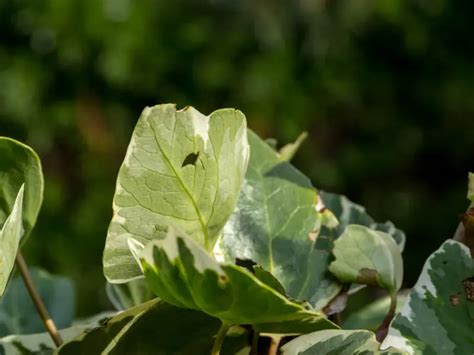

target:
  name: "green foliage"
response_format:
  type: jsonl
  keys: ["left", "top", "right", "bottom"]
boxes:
{"left": 1, "top": 105, "right": 473, "bottom": 354}
{"left": 329, "top": 225, "right": 403, "bottom": 293}
{"left": 103, "top": 104, "right": 249, "bottom": 282}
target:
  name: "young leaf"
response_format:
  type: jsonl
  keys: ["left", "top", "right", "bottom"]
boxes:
{"left": 281, "top": 329, "right": 407, "bottom": 354}
{"left": 222, "top": 130, "right": 337, "bottom": 309}
{"left": 0, "top": 185, "right": 24, "bottom": 297}
{"left": 103, "top": 104, "right": 250, "bottom": 283}
{"left": 137, "top": 229, "right": 337, "bottom": 332}
{"left": 57, "top": 299, "right": 250, "bottom": 355}
{"left": 0, "top": 137, "right": 44, "bottom": 238}
{"left": 382, "top": 240, "right": 474, "bottom": 355}
{"left": 278, "top": 131, "right": 308, "bottom": 161}
{"left": 329, "top": 225, "right": 403, "bottom": 293}
{"left": 0, "top": 267, "right": 75, "bottom": 335}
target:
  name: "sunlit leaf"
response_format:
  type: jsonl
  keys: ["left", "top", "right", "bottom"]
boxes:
{"left": 329, "top": 225, "right": 403, "bottom": 293}
{"left": 382, "top": 240, "right": 474, "bottom": 355}
{"left": 281, "top": 329, "right": 407, "bottom": 354}
{"left": 103, "top": 104, "right": 249, "bottom": 283}
{"left": 137, "top": 229, "right": 337, "bottom": 332}
{"left": 222, "top": 131, "right": 338, "bottom": 309}
{"left": 0, "top": 186, "right": 24, "bottom": 297}
{"left": 278, "top": 132, "right": 307, "bottom": 161}
{"left": 0, "top": 137, "right": 43, "bottom": 238}
{"left": 0, "top": 268, "right": 74, "bottom": 336}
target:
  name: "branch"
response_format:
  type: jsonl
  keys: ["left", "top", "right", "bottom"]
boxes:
{"left": 15, "top": 252, "right": 63, "bottom": 347}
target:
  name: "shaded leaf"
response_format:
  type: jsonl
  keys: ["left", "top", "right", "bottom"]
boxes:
{"left": 104, "top": 104, "right": 249, "bottom": 282}
{"left": 138, "top": 230, "right": 337, "bottom": 332}
{"left": 343, "top": 291, "right": 408, "bottom": 331}
{"left": 0, "top": 185, "right": 24, "bottom": 296}
{"left": 382, "top": 240, "right": 474, "bottom": 355}
{"left": 278, "top": 132, "right": 307, "bottom": 161}
{"left": 57, "top": 299, "right": 250, "bottom": 355}
{"left": 0, "top": 137, "right": 43, "bottom": 238}
{"left": 468, "top": 172, "right": 474, "bottom": 204}
{"left": 0, "top": 267, "right": 74, "bottom": 335}
{"left": 222, "top": 131, "right": 337, "bottom": 309}
{"left": 329, "top": 225, "right": 403, "bottom": 293}
{"left": 281, "top": 329, "right": 406, "bottom": 354}
{"left": 105, "top": 279, "right": 154, "bottom": 311}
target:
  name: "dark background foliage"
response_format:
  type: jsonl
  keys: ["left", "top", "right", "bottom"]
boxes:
{"left": 1, "top": 0, "right": 473, "bottom": 316}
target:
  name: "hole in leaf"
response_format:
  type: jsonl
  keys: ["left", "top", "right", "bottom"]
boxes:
{"left": 181, "top": 152, "right": 199, "bottom": 167}
{"left": 450, "top": 294, "right": 461, "bottom": 306}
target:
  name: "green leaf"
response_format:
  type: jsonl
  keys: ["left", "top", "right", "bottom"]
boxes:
{"left": 0, "top": 185, "right": 24, "bottom": 297}
{"left": 0, "top": 267, "right": 75, "bottom": 335}
{"left": 468, "top": 172, "right": 474, "bottom": 203}
{"left": 320, "top": 191, "right": 406, "bottom": 251}
{"left": 222, "top": 131, "right": 338, "bottom": 309}
{"left": 106, "top": 279, "right": 154, "bottom": 311}
{"left": 329, "top": 225, "right": 403, "bottom": 293}
{"left": 103, "top": 104, "right": 249, "bottom": 283}
{"left": 0, "top": 137, "right": 44, "bottom": 238}
{"left": 57, "top": 299, "right": 250, "bottom": 355}
{"left": 281, "top": 329, "right": 407, "bottom": 354}
{"left": 343, "top": 292, "right": 408, "bottom": 331}
{"left": 138, "top": 229, "right": 337, "bottom": 332}
{"left": 278, "top": 132, "right": 308, "bottom": 161}
{"left": 382, "top": 240, "right": 474, "bottom": 355}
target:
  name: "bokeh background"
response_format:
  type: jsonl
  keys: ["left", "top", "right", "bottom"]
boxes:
{"left": 1, "top": 0, "right": 473, "bottom": 317}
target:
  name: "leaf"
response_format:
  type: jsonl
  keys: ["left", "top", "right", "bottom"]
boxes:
{"left": 343, "top": 291, "right": 408, "bottom": 331}
{"left": 0, "top": 185, "right": 24, "bottom": 297}
{"left": 0, "top": 137, "right": 44, "bottom": 238}
{"left": 468, "top": 172, "right": 474, "bottom": 204}
{"left": 106, "top": 279, "right": 154, "bottom": 311}
{"left": 278, "top": 132, "right": 308, "bottom": 161}
{"left": 222, "top": 130, "right": 338, "bottom": 309}
{"left": 382, "top": 240, "right": 474, "bottom": 355}
{"left": 329, "top": 225, "right": 403, "bottom": 293}
{"left": 281, "top": 329, "right": 407, "bottom": 354}
{"left": 0, "top": 267, "right": 75, "bottom": 335}
{"left": 137, "top": 229, "right": 337, "bottom": 332}
{"left": 103, "top": 104, "right": 249, "bottom": 283}
{"left": 57, "top": 299, "right": 250, "bottom": 355}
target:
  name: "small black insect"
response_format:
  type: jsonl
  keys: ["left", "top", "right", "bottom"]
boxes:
{"left": 181, "top": 152, "right": 199, "bottom": 167}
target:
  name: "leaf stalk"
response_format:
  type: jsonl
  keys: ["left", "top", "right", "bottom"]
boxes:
{"left": 211, "top": 322, "right": 231, "bottom": 355}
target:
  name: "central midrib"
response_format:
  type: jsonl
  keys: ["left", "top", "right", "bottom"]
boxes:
{"left": 149, "top": 122, "right": 209, "bottom": 250}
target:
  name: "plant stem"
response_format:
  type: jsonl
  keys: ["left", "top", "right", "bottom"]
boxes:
{"left": 211, "top": 322, "right": 231, "bottom": 355}
{"left": 15, "top": 252, "right": 63, "bottom": 347}
{"left": 375, "top": 292, "right": 397, "bottom": 342}
{"left": 251, "top": 330, "right": 259, "bottom": 355}
{"left": 268, "top": 336, "right": 281, "bottom": 355}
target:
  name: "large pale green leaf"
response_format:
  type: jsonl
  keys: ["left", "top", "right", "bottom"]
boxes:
{"left": 281, "top": 329, "right": 406, "bottom": 355}
{"left": 0, "top": 137, "right": 43, "bottom": 238}
{"left": 222, "top": 131, "right": 337, "bottom": 309}
{"left": 0, "top": 267, "right": 75, "bottom": 335}
{"left": 0, "top": 185, "right": 24, "bottom": 297}
{"left": 57, "top": 299, "right": 250, "bottom": 355}
{"left": 103, "top": 104, "right": 249, "bottom": 283}
{"left": 136, "top": 229, "right": 337, "bottom": 332}
{"left": 382, "top": 240, "right": 474, "bottom": 355}
{"left": 329, "top": 225, "right": 403, "bottom": 293}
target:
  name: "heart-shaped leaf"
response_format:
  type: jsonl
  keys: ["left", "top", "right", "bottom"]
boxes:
{"left": 382, "top": 240, "right": 474, "bottom": 355}
{"left": 136, "top": 229, "right": 337, "bottom": 332}
{"left": 103, "top": 104, "right": 249, "bottom": 283}
{"left": 0, "top": 185, "right": 24, "bottom": 297}
{"left": 222, "top": 131, "right": 337, "bottom": 309}
{"left": 0, "top": 137, "right": 43, "bottom": 238}
{"left": 281, "top": 329, "right": 407, "bottom": 354}
{"left": 329, "top": 225, "right": 403, "bottom": 293}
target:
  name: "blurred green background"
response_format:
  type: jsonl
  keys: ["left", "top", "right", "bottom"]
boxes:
{"left": 1, "top": 0, "right": 473, "bottom": 317}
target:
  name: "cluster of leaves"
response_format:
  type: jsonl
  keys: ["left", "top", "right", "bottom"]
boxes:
{"left": 0, "top": 105, "right": 473, "bottom": 354}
